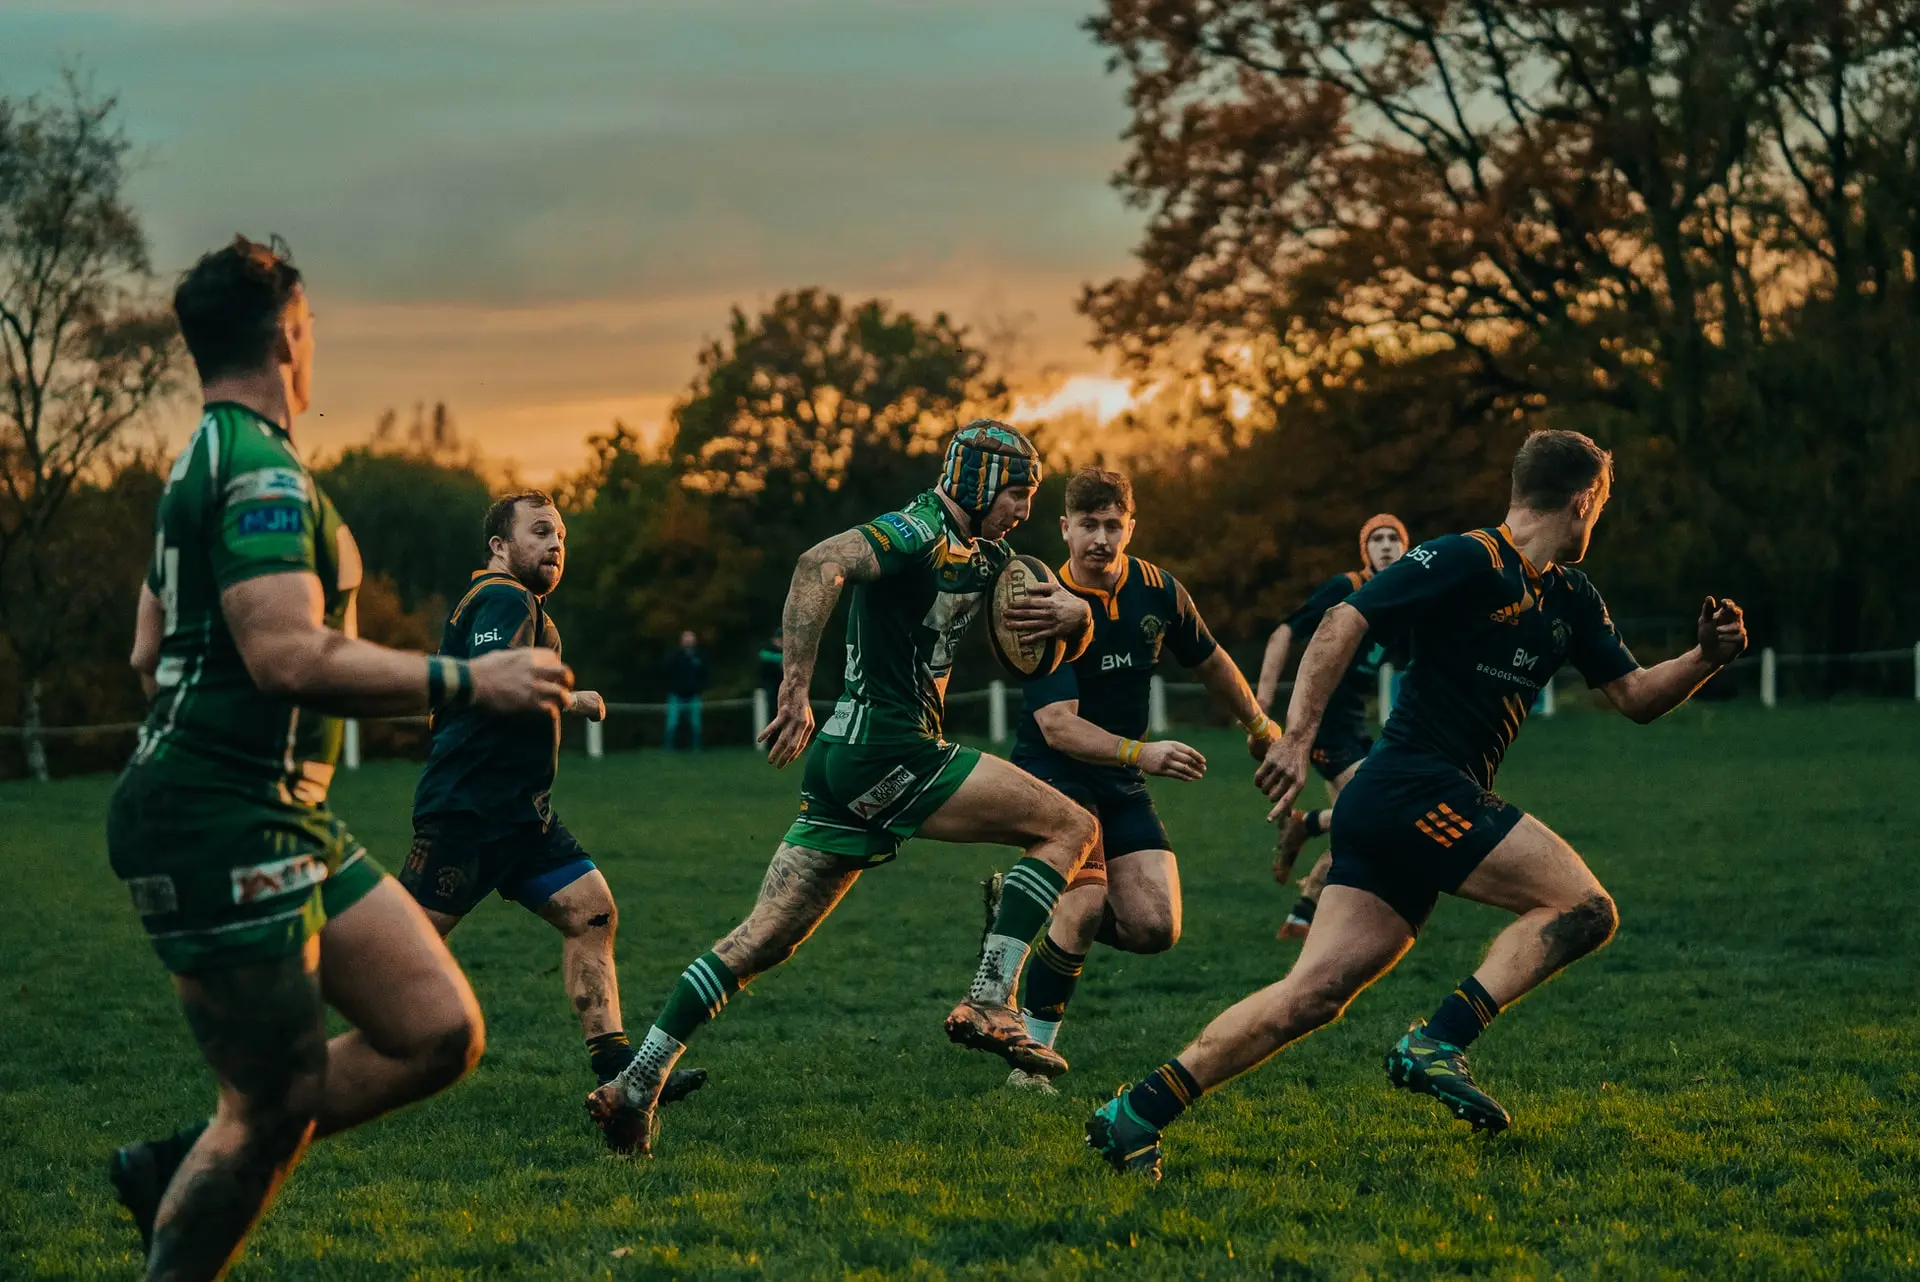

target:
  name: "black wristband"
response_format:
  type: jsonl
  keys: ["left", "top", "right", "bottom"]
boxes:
{"left": 427, "top": 656, "right": 474, "bottom": 710}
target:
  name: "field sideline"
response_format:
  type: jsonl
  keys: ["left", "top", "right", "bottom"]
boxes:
{"left": 2, "top": 704, "right": 1916, "bottom": 1279}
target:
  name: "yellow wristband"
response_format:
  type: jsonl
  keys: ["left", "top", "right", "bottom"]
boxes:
{"left": 1240, "top": 713, "right": 1273, "bottom": 738}
{"left": 1116, "top": 738, "right": 1143, "bottom": 767}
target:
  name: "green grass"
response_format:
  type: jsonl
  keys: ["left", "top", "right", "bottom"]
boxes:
{"left": 3, "top": 703, "right": 1917, "bottom": 1279}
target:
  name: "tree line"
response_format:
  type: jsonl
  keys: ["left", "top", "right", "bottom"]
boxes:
{"left": 6, "top": 8, "right": 1918, "bottom": 776}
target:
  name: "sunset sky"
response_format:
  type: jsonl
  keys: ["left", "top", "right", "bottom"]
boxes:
{"left": 0, "top": 0, "right": 1141, "bottom": 478}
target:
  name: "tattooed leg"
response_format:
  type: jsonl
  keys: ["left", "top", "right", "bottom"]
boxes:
{"left": 147, "top": 941, "right": 327, "bottom": 1282}
{"left": 536, "top": 870, "right": 623, "bottom": 1040}
{"left": 713, "top": 843, "right": 865, "bottom": 981}
{"left": 312, "top": 878, "right": 484, "bottom": 1137}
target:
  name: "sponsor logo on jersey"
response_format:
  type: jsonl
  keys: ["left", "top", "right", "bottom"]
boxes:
{"left": 226, "top": 467, "right": 311, "bottom": 505}
{"left": 474, "top": 628, "right": 504, "bottom": 645}
{"left": 877, "top": 511, "right": 933, "bottom": 548}
{"left": 1139, "top": 614, "right": 1165, "bottom": 643}
{"left": 1406, "top": 545, "right": 1438, "bottom": 567}
{"left": 849, "top": 765, "right": 918, "bottom": 820}
{"left": 230, "top": 853, "right": 328, "bottom": 906}
{"left": 1550, "top": 618, "right": 1573, "bottom": 653}
{"left": 1513, "top": 647, "right": 1539, "bottom": 670}
{"left": 1100, "top": 652, "right": 1135, "bottom": 672}
{"left": 1488, "top": 589, "right": 1536, "bottom": 624}
{"left": 237, "top": 505, "right": 304, "bottom": 535}
{"left": 864, "top": 524, "right": 894, "bottom": 551}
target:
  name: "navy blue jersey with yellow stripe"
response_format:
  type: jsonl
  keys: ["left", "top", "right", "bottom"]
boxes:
{"left": 1012, "top": 556, "right": 1217, "bottom": 786}
{"left": 413, "top": 570, "right": 564, "bottom": 826}
{"left": 1283, "top": 570, "right": 1401, "bottom": 746}
{"left": 1347, "top": 525, "right": 1637, "bottom": 788}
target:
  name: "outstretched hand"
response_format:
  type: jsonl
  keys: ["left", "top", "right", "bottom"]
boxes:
{"left": 1139, "top": 739, "right": 1207, "bottom": 781}
{"left": 1697, "top": 596, "right": 1747, "bottom": 665}
{"left": 1253, "top": 733, "right": 1311, "bottom": 823}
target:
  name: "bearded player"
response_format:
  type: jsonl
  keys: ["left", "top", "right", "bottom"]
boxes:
{"left": 1087, "top": 430, "right": 1747, "bottom": 1178}
{"left": 1002, "top": 467, "right": 1277, "bottom": 1091}
{"left": 402, "top": 491, "right": 705, "bottom": 1104}
{"left": 587, "top": 421, "right": 1098, "bottom": 1154}
{"left": 105, "top": 238, "right": 570, "bottom": 1276}
{"left": 1255, "top": 514, "right": 1408, "bottom": 939}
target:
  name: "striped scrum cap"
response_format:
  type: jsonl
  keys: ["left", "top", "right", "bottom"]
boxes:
{"left": 939, "top": 420, "right": 1042, "bottom": 518}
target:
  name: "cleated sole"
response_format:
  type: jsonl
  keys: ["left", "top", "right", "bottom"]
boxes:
{"left": 659, "top": 1067, "right": 709, "bottom": 1105}
{"left": 1084, "top": 1112, "right": 1162, "bottom": 1181}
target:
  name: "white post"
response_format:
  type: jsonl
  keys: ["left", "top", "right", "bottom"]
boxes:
{"left": 1540, "top": 677, "right": 1557, "bottom": 718}
{"left": 988, "top": 680, "right": 1008, "bottom": 743}
{"left": 1148, "top": 676, "right": 1169, "bottom": 735}
{"left": 1913, "top": 641, "right": 1919, "bottom": 702}
{"left": 1760, "top": 647, "right": 1777, "bottom": 708}
{"left": 585, "top": 718, "right": 604, "bottom": 759}
{"left": 752, "top": 688, "right": 770, "bottom": 742}
{"left": 343, "top": 719, "right": 361, "bottom": 770}
{"left": 1377, "top": 662, "right": 1395, "bottom": 719}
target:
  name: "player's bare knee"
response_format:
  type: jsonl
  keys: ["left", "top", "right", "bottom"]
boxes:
{"left": 420, "top": 1006, "right": 485, "bottom": 1088}
{"left": 555, "top": 893, "right": 616, "bottom": 940}
{"left": 1039, "top": 804, "right": 1098, "bottom": 873}
{"left": 1550, "top": 891, "right": 1618, "bottom": 960}
{"left": 1122, "top": 915, "right": 1178, "bottom": 954}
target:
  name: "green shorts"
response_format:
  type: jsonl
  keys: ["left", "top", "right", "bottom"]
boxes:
{"left": 107, "top": 764, "right": 387, "bottom": 974}
{"left": 782, "top": 738, "right": 981, "bottom": 864}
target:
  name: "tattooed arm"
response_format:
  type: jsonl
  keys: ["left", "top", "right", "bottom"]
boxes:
{"left": 759, "top": 529, "right": 884, "bottom": 767}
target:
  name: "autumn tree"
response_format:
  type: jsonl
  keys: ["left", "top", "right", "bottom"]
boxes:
{"left": 0, "top": 76, "right": 177, "bottom": 777}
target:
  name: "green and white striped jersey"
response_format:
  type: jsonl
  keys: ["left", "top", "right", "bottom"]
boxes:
{"left": 130, "top": 402, "right": 361, "bottom": 805}
{"left": 816, "top": 490, "right": 1010, "bottom": 747}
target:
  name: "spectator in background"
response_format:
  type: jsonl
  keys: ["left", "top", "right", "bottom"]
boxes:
{"left": 664, "top": 630, "right": 708, "bottom": 750}
{"left": 757, "top": 631, "right": 784, "bottom": 749}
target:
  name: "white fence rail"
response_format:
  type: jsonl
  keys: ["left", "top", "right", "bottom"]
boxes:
{"left": 4, "top": 644, "right": 1915, "bottom": 773}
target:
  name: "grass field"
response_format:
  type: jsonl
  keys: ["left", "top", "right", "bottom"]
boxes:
{"left": 3, "top": 703, "right": 1917, "bottom": 1279}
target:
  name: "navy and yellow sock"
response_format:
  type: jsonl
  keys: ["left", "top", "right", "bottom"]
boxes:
{"left": 1425, "top": 975, "right": 1502, "bottom": 1049}
{"left": 587, "top": 1031, "right": 635, "bottom": 1084}
{"left": 1020, "top": 936, "right": 1085, "bottom": 1045}
{"left": 1126, "top": 1059, "right": 1201, "bottom": 1130}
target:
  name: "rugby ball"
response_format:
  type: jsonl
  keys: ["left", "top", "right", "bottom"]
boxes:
{"left": 988, "top": 554, "right": 1080, "bottom": 679}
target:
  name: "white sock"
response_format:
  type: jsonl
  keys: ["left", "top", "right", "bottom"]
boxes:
{"left": 969, "top": 934, "right": 1031, "bottom": 1006}
{"left": 614, "top": 1026, "right": 684, "bottom": 1106}
{"left": 1022, "top": 1012, "right": 1062, "bottom": 1049}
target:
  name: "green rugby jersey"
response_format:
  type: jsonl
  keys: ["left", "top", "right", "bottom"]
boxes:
{"left": 817, "top": 490, "right": 1011, "bottom": 746}
{"left": 130, "top": 402, "right": 361, "bottom": 805}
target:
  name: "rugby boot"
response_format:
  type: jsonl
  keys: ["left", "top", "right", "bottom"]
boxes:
{"left": 659, "top": 1068, "right": 710, "bottom": 1104}
{"left": 1276, "top": 895, "right": 1316, "bottom": 942}
{"left": 109, "top": 1119, "right": 208, "bottom": 1252}
{"left": 585, "top": 1078, "right": 659, "bottom": 1157}
{"left": 945, "top": 999, "right": 1069, "bottom": 1077}
{"left": 1085, "top": 1088, "right": 1163, "bottom": 1181}
{"left": 1384, "top": 1020, "right": 1511, "bottom": 1133}
{"left": 1272, "top": 810, "right": 1311, "bottom": 885}
{"left": 1006, "top": 1068, "right": 1059, "bottom": 1096}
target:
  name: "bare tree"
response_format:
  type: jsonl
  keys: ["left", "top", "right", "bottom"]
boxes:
{"left": 0, "top": 74, "right": 177, "bottom": 778}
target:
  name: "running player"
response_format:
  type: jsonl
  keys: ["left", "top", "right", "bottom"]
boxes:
{"left": 1004, "top": 467, "right": 1277, "bottom": 1092}
{"left": 586, "top": 422, "right": 1099, "bottom": 1155}
{"left": 1255, "top": 514, "right": 1408, "bottom": 939}
{"left": 105, "top": 237, "right": 570, "bottom": 1275}
{"left": 1086, "top": 429, "right": 1747, "bottom": 1178}
{"left": 402, "top": 491, "right": 704, "bottom": 1103}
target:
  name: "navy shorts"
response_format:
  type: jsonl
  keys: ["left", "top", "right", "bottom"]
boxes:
{"left": 1310, "top": 730, "right": 1374, "bottom": 782}
{"left": 402, "top": 812, "right": 595, "bottom": 917}
{"left": 1327, "top": 752, "right": 1523, "bottom": 932}
{"left": 1016, "top": 757, "right": 1171, "bottom": 891}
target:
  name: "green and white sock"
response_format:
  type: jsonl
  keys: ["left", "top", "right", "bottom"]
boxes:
{"left": 969, "top": 858, "right": 1067, "bottom": 1006}
{"left": 615, "top": 952, "right": 739, "bottom": 1105}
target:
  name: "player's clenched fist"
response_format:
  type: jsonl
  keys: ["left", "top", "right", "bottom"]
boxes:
{"left": 1254, "top": 733, "right": 1310, "bottom": 822}
{"left": 472, "top": 646, "right": 574, "bottom": 714}
{"left": 1140, "top": 739, "right": 1206, "bottom": 781}
{"left": 1697, "top": 596, "right": 1747, "bottom": 666}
